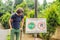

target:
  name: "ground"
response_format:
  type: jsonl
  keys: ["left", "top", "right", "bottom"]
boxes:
{"left": 0, "top": 23, "right": 42, "bottom": 40}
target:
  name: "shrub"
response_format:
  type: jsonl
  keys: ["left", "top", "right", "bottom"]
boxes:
{"left": 0, "top": 12, "right": 11, "bottom": 29}
{"left": 6, "top": 34, "right": 10, "bottom": 40}
{"left": 39, "top": 5, "right": 59, "bottom": 40}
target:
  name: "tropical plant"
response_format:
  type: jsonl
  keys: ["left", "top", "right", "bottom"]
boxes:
{"left": 0, "top": 12, "right": 11, "bottom": 29}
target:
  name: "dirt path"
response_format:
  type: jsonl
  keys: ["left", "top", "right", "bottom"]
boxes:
{"left": 0, "top": 29, "right": 9, "bottom": 40}
{"left": 0, "top": 29, "right": 42, "bottom": 40}
{"left": 0, "top": 23, "right": 42, "bottom": 40}
{"left": 22, "top": 33, "right": 42, "bottom": 40}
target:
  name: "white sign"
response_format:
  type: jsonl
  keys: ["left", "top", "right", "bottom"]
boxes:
{"left": 25, "top": 18, "right": 47, "bottom": 33}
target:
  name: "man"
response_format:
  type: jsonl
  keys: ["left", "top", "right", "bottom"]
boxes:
{"left": 9, "top": 8, "right": 24, "bottom": 40}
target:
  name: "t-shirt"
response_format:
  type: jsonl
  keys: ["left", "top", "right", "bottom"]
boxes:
{"left": 11, "top": 13, "right": 24, "bottom": 29}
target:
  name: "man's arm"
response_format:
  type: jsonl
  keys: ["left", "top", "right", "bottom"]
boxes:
{"left": 9, "top": 18, "right": 13, "bottom": 29}
{"left": 20, "top": 18, "right": 24, "bottom": 30}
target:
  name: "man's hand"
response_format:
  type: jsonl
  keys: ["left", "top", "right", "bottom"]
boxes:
{"left": 20, "top": 28, "right": 23, "bottom": 31}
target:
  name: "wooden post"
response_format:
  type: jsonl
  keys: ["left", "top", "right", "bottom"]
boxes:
{"left": 34, "top": 0, "right": 38, "bottom": 18}
{"left": 34, "top": 0, "right": 38, "bottom": 40}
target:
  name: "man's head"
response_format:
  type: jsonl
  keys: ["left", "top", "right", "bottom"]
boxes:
{"left": 16, "top": 8, "right": 24, "bottom": 16}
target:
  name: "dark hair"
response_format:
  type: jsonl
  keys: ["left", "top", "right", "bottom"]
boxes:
{"left": 16, "top": 8, "right": 24, "bottom": 14}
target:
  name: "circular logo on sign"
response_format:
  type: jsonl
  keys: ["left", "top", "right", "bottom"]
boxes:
{"left": 38, "top": 22, "right": 45, "bottom": 30}
{"left": 28, "top": 22, "right": 35, "bottom": 30}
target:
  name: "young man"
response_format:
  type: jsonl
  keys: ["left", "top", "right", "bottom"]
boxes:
{"left": 9, "top": 8, "right": 24, "bottom": 40}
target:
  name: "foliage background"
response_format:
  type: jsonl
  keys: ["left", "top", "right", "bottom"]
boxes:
{"left": 0, "top": 0, "right": 60, "bottom": 40}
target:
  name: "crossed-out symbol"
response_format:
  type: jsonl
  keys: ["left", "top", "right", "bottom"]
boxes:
{"left": 38, "top": 22, "right": 45, "bottom": 30}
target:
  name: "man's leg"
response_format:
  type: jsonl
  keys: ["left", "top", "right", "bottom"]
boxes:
{"left": 10, "top": 29, "right": 15, "bottom": 40}
{"left": 16, "top": 29, "right": 20, "bottom": 40}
